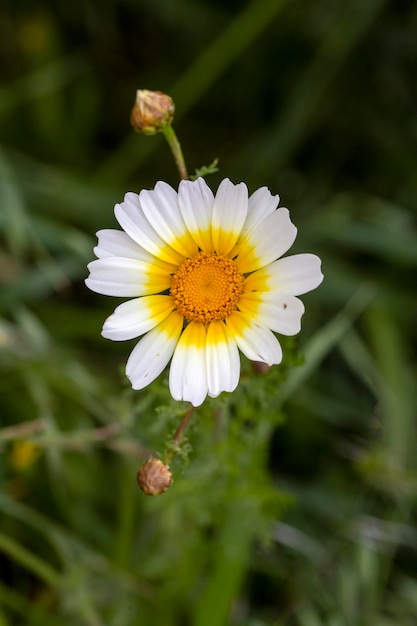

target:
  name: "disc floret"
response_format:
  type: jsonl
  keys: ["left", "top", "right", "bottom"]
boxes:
{"left": 170, "top": 251, "right": 244, "bottom": 323}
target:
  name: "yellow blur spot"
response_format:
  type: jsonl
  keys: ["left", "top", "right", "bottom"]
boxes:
{"left": 9, "top": 440, "right": 42, "bottom": 471}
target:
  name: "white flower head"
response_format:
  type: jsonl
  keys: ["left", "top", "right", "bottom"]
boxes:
{"left": 86, "top": 178, "right": 323, "bottom": 407}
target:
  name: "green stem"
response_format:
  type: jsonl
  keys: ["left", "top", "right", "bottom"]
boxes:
{"left": 164, "top": 403, "right": 194, "bottom": 464}
{"left": 162, "top": 124, "right": 189, "bottom": 180}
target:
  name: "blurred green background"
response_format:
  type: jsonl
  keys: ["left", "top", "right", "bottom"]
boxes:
{"left": 1, "top": 0, "right": 417, "bottom": 624}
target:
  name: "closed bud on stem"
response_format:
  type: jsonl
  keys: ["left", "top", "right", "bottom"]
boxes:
{"left": 137, "top": 458, "right": 173, "bottom": 495}
{"left": 130, "top": 89, "right": 175, "bottom": 135}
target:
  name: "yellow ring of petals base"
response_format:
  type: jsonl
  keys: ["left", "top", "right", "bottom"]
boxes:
{"left": 170, "top": 251, "right": 244, "bottom": 323}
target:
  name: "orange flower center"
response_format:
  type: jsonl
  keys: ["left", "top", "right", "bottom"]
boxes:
{"left": 170, "top": 252, "right": 244, "bottom": 323}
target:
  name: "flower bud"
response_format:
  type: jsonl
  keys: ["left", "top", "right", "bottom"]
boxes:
{"left": 130, "top": 89, "right": 175, "bottom": 135}
{"left": 137, "top": 458, "right": 173, "bottom": 495}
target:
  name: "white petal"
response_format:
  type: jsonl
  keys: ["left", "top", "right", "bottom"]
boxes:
{"left": 85, "top": 257, "right": 171, "bottom": 297}
{"left": 94, "top": 229, "right": 148, "bottom": 260}
{"left": 114, "top": 192, "right": 185, "bottom": 265}
{"left": 93, "top": 229, "right": 174, "bottom": 272}
{"left": 125, "top": 311, "right": 183, "bottom": 390}
{"left": 243, "top": 186, "right": 280, "bottom": 237}
{"left": 169, "top": 322, "right": 208, "bottom": 407}
{"left": 211, "top": 179, "right": 248, "bottom": 255}
{"left": 178, "top": 177, "right": 214, "bottom": 252}
{"left": 260, "top": 254, "right": 324, "bottom": 295}
{"left": 206, "top": 321, "right": 240, "bottom": 398}
{"left": 235, "top": 208, "right": 297, "bottom": 273}
{"left": 238, "top": 292, "right": 305, "bottom": 336}
{"left": 226, "top": 311, "right": 282, "bottom": 365}
{"left": 102, "top": 296, "right": 174, "bottom": 341}
{"left": 139, "top": 182, "right": 198, "bottom": 257}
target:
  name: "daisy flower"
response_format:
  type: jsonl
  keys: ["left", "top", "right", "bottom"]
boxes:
{"left": 86, "top": 178, "right": 323, "bottom": 406}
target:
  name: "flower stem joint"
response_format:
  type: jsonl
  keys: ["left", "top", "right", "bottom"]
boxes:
{"left": 137, "top": 458, "right": 173, "bottom": 495}
{"left": 130, "top": 89, "right": 175, "bottom": 135}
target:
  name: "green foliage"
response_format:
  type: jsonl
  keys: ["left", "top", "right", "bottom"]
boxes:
{"left": 191, "top": 158, "right": 220, "bottom": 180}
{"left": 1, "top": 0, "right": 417, "bottom": 624}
